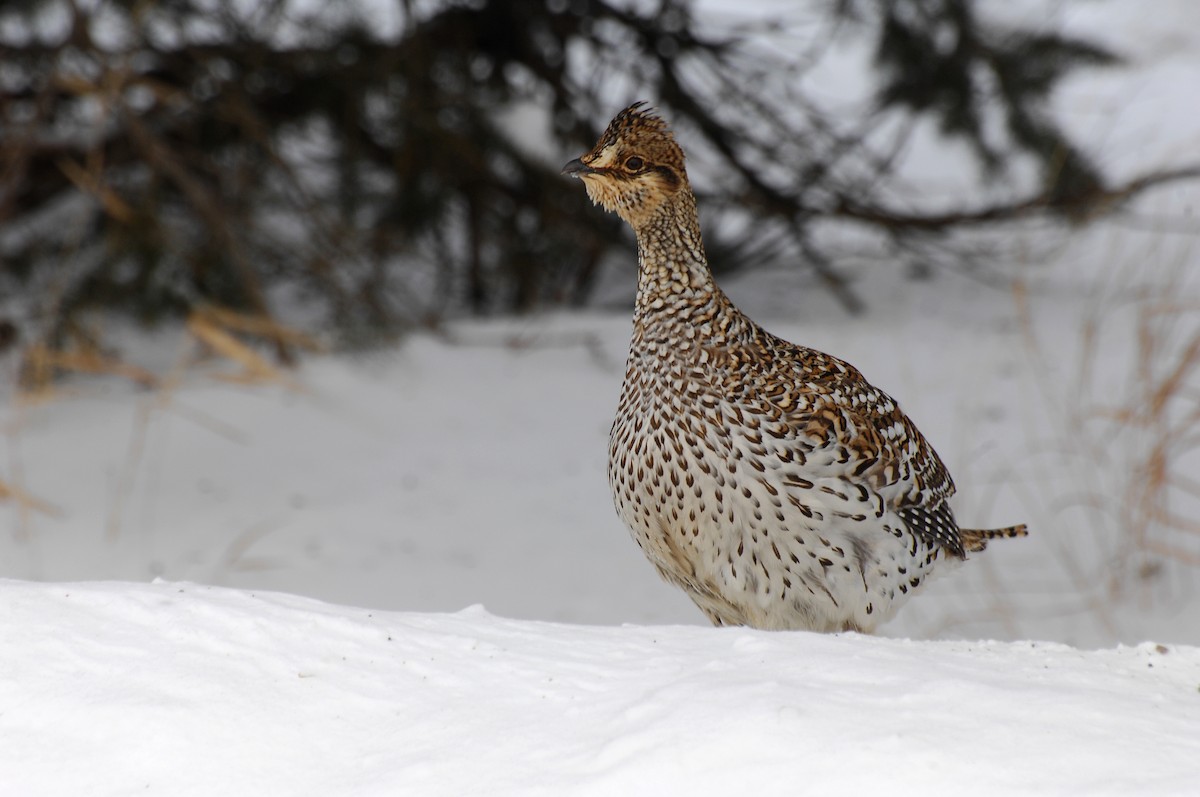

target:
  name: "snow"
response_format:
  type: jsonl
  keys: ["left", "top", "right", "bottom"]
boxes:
{"left": 2, "top": 579, "right": 1197, "bottom": 796}
{"left": 3, "top": 1, "right": 1200, "bottom": 792}
{"left": 5, "top": 280, "right": 1198, "bottom": 646}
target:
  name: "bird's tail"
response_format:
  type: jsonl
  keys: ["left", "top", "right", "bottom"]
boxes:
{"left": 960, "top": 524, "right": 1028, "bottom": 553}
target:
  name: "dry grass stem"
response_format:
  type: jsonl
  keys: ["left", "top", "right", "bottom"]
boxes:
{"left": 19, "top": 340, "right": 159, "bottom": 394}
{"left": 194, "top": 306, "right": 324, "bottom": 353}
{"left": 185, "top": 310, "right": 306, "bottom": 389}
{"left": 0, "top": 478, "right": 59, "bottom": 518}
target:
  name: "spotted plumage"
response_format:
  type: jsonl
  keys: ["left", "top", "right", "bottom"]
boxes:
{"left": 563, "top": 102, "right": 1027, "bottom": 633}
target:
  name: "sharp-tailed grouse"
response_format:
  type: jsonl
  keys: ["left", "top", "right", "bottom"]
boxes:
{"left": 563, "top": 102, "right": 1026, "bottom": 633}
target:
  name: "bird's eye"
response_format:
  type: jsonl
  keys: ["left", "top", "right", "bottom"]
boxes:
{"left": 625, "top": 156, "right": 644, "bottom": 171}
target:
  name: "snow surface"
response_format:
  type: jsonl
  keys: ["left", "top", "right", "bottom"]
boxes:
{"left": 2, "top": 579, "right": 1197, "bottom": 796}
{"left": 6, "top": 275, "right": 1198, "bottom": 646}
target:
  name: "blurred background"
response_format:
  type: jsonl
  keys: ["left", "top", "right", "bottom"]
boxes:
{"left": 2, "top": 0, "right": 1198, "bottom": 646}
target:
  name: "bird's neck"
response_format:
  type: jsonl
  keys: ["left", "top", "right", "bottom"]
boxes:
{"left": 632, "top": 190, "right": 717, "bottom": 322}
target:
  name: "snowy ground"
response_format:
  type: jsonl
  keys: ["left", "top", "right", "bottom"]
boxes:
{"left": 3, "top": 268, "right": 1197, "bottom": 647}
{"left": 3, "top": 579, "right": 1198, "bottom": 796}
{"left": 2, "top": 1, "right": 1200, "bottom": 793}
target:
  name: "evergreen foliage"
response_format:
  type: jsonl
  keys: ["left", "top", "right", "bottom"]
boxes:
{"left": 0, "top": 0, "right": 1175, "bottom": 353}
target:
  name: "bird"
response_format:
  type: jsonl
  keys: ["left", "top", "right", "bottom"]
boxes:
{"left": 563, "top": 102, "right": 1027, "bottom": 633}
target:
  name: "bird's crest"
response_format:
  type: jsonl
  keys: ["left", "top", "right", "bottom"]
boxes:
{"left": 594, "top": 102, "right": 670, "bottom": 152}
{"left": 583, "top": 101, "right": 684, "bottom": 173}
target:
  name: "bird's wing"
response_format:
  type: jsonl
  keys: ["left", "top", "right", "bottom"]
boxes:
{"left": 746, "top": 336, "right": 958, "bottom": 510}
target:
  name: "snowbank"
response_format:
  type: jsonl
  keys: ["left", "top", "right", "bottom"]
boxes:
{"left": 2, "top": 579, "right": 1196, "bottom": 796}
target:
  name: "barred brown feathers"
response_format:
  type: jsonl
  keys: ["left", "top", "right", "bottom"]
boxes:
{"left": 564, "top": 103, "right": 1027, "bottom": 633}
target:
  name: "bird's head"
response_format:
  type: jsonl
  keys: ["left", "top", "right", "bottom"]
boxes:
{"left": 562, "top": 102, "right": 690, "bottom": 229}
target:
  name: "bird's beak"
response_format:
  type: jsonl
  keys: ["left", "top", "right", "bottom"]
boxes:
{"left": 561, "top": 158, "right": 594, "bottom": 178}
